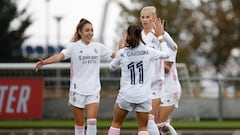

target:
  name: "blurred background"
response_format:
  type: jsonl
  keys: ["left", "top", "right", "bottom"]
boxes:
{"left": 0, "top": 0, "right": 240, "bottom": 134}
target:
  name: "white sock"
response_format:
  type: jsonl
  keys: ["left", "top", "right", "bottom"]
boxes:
{"left": 166, "top": 123, "right": 178, "bottom": 135}
{"left": 157, "top": 122, "right": 166, "bottom": 135}
{"left": 158, "top": 119, "right": 178, "bottom": 135}
{"left": 108, "top": 126, "right": 120, "bottom": 135}
{"left": 86, "top": 118, "right": 97, "bottom": 135}
{"left": 147, "top": 114, "right": 159, "bottom": 135}
{"left": 138, "top": 130, "right": 149, "bottom": 135}
{"left": 75, "top": 124, "right": 85, "bottom": 135}
{"left": 157, "top": 122, "right": 166, "bottom": 129}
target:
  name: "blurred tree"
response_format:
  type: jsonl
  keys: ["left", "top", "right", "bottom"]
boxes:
{"left": 0, "top": 0, "right": 32, "bottom": 62}
{"left": 183, "top": 0, "right": 240, "bottom": 74}
{"left": 117, "top": 0, "right": 240, "bottom": 75}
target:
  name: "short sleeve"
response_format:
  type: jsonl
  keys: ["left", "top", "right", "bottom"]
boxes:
{"left": 61, "top": 43, "right": 73, "bottom": 60}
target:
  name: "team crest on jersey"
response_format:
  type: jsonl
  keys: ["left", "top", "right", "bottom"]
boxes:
{"left": 94, "top": 48, "right": 98, "bottom": 53}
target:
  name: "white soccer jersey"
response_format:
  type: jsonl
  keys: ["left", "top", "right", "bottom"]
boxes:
{"left": 164, "top": 49, "right": 181, "bottom": 94}
{"left": 61, "top": 40, "right": 113, "bottom": 95}
{"left": 141, "top": 30, "right": 166, "bottom": 82}
{"left": 109, "top": 44, "right": 169, "bottom": 103}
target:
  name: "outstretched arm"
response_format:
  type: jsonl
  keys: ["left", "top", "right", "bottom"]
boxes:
{"left": 33, "top": 53, "right": 65, "bottom": 72}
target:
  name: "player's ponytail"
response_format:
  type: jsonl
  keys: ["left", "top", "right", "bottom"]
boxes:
{"left": 126, "top": 24, "right": 145, "bottom": 48}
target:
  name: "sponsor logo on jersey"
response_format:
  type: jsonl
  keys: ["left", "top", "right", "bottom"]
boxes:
{"left": 79, "top": 55, "right": 98, "bottom": 64}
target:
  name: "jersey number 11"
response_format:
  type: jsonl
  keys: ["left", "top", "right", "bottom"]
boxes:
{"left": 128, "top": 61, "right": 143, "bottom": 85}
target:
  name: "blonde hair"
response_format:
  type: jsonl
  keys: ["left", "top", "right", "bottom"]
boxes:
{"left": 140, "top": 6, "right": 157, "bottom": 17}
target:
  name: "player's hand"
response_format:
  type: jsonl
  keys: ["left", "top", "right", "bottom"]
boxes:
{"left": 118, "top": 30, "right": 127, "bottom": 49}
{"left": 152, "top": 18, "right": 165, "bottom": 37}
{"left": 33, "top": 58, "right": 45, "bottom": 72}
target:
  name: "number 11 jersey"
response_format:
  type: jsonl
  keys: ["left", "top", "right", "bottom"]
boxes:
{"left": 109, "top": 43, "right": 169, "bottom": 103}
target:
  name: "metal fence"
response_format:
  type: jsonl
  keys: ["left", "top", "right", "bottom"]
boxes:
{"left": 0, "top": 63, "right": 239, "bottom": 98}
{"left": 0, "top": 63, "right": 240, "bottom": 120}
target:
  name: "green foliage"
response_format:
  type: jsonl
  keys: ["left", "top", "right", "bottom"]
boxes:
{"left": 117, "top": 0, "right": 240, "bottom": 75}
{"left": 0, "top": 0, "right": 32, "bottom": 62}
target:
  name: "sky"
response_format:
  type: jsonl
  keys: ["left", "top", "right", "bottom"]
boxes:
{"left": 18, "top": 0, "right": 122, "bottom": 49}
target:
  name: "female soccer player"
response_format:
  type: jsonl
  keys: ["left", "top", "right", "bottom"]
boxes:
{"left": 155, "top": 44, "right": 181, "bottom": 135}
{"left": 108, "top": 24, "right": 169, "bottom": 135}
{"left": 34, "top": 18, "right": 116, "bottom": 135}
{"left": 140, "top": 6, "right": 178, "bottom": 135}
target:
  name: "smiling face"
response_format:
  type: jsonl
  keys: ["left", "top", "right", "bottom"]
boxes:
{"left": 140, "top": 6, "right": 157, "bottom": 32}
{"left": 78, "top": 23, "right": 93, "bottom": 45}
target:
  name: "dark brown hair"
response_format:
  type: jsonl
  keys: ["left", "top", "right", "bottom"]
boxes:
{"left": 71, "top": 18, "right": 92, "bottom": 42}
{"left": 125, "top": 24, "right": 145, "bottom": 48}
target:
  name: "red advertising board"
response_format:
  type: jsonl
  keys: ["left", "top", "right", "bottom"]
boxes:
{"left": 0, "top": 78, "right": 43, "bottom": 119}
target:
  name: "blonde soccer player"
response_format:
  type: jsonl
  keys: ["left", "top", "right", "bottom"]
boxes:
{"left": 140, "top": 6, "right": 178, "bottom": 135}
{"left": 155, "top": 41, "right": 182, "bottom": 135}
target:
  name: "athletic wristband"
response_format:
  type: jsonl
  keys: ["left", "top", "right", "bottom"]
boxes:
{"left": 158, "top": 35, "right": 164, "bottom": 40}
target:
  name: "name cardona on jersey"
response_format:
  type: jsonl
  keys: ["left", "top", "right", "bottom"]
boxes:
{"left": 123, "top": 50, "right": 149, "bottom": 57}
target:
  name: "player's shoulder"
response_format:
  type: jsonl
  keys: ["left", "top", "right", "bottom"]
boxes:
{"left": 68, "top": 40, "right": 81, "bottom": 46}
{"left": 144, "top": 44, "right": 155, "bottom": 50}
{"left": 116, "top": 47, "right": 127, "bottom": 55}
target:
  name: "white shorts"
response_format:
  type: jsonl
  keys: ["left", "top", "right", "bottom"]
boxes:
{"left": 151, "top": 80, "right": 164, "bottom": 99}
{"left": 116, "top": 96, "right": 152, "bottom": 112}
{"left": 160, "top": 91, "right": 181, "bottom": 108}
{"left": 68, "top": 91, "right": 100, "bottom": 108}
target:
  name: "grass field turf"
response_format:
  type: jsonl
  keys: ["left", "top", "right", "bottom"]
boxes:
{"left": 0, "top": 120, "right": 240, "bottom": 129}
